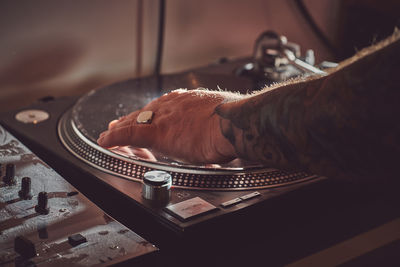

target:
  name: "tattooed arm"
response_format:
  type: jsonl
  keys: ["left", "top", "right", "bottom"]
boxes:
{"left": 98, "top": 31, "right": 400, "bottom": 180}
{"left": 216, "top": 31, "right": 400, "bottom": 180}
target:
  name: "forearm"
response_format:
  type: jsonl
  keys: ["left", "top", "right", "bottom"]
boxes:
{"left": 216, "top": 31, "right": 400, "bottom": 179}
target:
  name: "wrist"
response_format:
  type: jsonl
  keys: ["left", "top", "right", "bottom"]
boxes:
{"left": 214, "top": 102, "right": 247, "bottom": 161}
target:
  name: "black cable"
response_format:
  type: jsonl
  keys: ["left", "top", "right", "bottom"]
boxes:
{"left": 155, "top": 0, "right": 166, "bottom": 76}
{"left": 293, "top": 0, "right": 338, "bottom": 59}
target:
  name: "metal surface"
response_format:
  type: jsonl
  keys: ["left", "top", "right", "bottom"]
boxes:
{"left": 142, "top": 171, "right": 172, "bottom": 204}
{"left": 283, "top": 49, "right": 326, "bottom": 75}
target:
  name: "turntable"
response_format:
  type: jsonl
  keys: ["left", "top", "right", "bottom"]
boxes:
{"left": 3, "top": 33, "right": 399, "bottom": 266}
{"left": 58, "top": 31, "right": 325, "bottom": 194}
{"left": 54, "top": 70, "right": 328, "bottom": 225}
{"left": 57, "top": 70, "right": 327, "bottom": 223}
{"left": 0, "top": 32, "right": 334, "bottom": 264}
{"left": 0, "top": 59, "right": 332, "bottom": 266}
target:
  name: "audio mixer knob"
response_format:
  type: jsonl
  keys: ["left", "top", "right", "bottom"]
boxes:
{"left": 3, "top": 163, "right": 16, "bottom": 185}
{"left": 18, "top": 177, "right": 32, "bottom": 200}
{"left": 35, "top": 192, "right": 50, "bottom": 215}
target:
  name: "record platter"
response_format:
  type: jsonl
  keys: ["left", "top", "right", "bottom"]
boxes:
{"left": 54, "top": 70, "right": 326, "bottom": 203}
{"left": 58, "top": 77, "right": 319, "bottom": 191}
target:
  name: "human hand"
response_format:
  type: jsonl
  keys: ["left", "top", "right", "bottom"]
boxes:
{"left": 97, "top": 89, "right": 239, "bottom": 164}
{"left": 110, "top": 146, "right": 157, "bottom": 161}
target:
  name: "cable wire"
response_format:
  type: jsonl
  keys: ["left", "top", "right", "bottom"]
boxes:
{"left": 155, "top": 0, "right": 166, "bottom": 76}
{"left": 293, "top": 0, "right": 338, "bottom": 59}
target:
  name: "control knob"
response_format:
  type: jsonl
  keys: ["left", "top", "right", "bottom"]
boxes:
{"left": 142, "top": 170, "right": 172, "bottom": 205}
{"left": 35, "top": 192, "right": 50, "bottom": 215}
{"left": 18, "top": 177, "right": 32, "bottom": 200}
{"left": 3, "top": 163, "right": 16, "bottom": 185}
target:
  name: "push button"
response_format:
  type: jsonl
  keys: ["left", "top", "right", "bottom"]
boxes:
{"left": 68, "top": 234, "right": 87, "bottom": 247}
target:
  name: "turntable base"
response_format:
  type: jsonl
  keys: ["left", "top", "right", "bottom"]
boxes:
{"left": 2, "top": 71, "right": 400, "bottom": 266}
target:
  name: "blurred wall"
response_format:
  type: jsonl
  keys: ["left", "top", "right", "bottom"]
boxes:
{"left": 0, "top": 0, "right": 159, "bottom": 112}
{"left": 163, "top": 0, "right": 336, "bottom": 73}
{"left": 0, "top": 0, "right": 338, "bottom": 112}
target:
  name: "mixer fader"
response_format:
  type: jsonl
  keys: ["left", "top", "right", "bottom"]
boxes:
{"left": 0, "top": 125, "right": 158, "bottom": 266}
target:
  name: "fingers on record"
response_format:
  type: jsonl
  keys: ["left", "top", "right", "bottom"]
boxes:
{"left": 98, "top": 123, "right": 156, "bottom": 149}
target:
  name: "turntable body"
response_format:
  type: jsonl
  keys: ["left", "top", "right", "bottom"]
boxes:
{"left": 2, "top": 62, "right": 400, "bottom": 266}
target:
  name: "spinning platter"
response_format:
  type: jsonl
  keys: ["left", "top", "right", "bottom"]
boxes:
{"left": 58, "top": 75, "right": 318, "bottom": 190}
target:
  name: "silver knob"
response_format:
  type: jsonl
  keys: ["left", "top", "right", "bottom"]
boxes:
{"left": 142, "top": 170, "right": 172, "bottom": 205}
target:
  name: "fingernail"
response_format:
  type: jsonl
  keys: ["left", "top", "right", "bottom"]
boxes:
{"left": 97, "top": 137, "right": 103, "bottom": 145}
{"left": 109, "top": 120, "right": 118, "bottom": 129}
